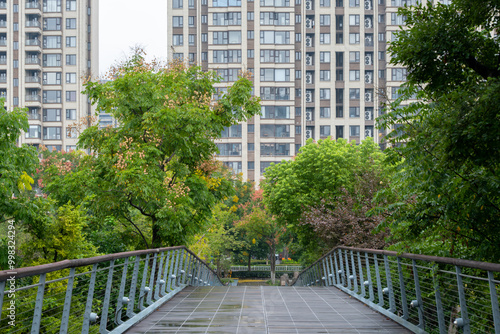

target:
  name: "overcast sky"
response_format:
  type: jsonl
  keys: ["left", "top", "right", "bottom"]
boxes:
{"left": 99, "top": 0, "right": 168, "bottom": 76}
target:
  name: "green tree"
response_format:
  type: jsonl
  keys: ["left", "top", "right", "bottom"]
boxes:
{"left": 261, "top": 138, "right": 388, "bottom": 263}
{"left": 67, "top": 56, "right": 260, "bottom": 248}
{"left": 377, "top": 0, "right": 500, "bottom": 261}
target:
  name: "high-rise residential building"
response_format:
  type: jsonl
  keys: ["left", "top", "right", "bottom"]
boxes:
{"left": 1, "top": 0, "right": 99, "bottom": 152}
{"left": 167, "top": 0, "right": 420, "bottom": 182}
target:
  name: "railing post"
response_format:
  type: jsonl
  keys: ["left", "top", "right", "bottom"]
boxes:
{"left": 456, "top": 266, "right": 471, "bottom": 334}
{"left": 126, "top": 256, "right": 141, "bottom": 318}
{"left": 397, "top": 258, "right": 408, "bottom": 320}
{"left": 345, "top": 250, "right": 351, "bottom": 290}
{"left": 177, "top": 249, "right": 186, "bottom": 286}
{"left": 410, "top": 260, "right": 424, "bottom": 329}
{"left": 365, "top": 252, "right": 374, "bottom": 302}
{"left": 161, "top": 251, "right": 172, "bottom": 295}
{"left": 60, "top": 268, "right": 75, "bottom": 334}
{"left": 170, "top": 249, "right": 181, "bottom": 289}
{"left": 432, "top": 264, "right": 446, "bottom": 334}
{"left": 154, "top": 252, "right": 165, "bottom": 300}
{"left": 384, "top": 255, "right": 396, "bottom": 313}
{"left": 100, "top": 260, "right": 115, "bottom": 333}
{"left": 357, "top": 252, "right": 365, "bottom": 298}
{"left": 487, "top": 271, "right": 500, "bottom": 334}
{"left": 339, "top": 249, "right": 345, "bottom": 287}
{"left": 322, "top": 258, "right": 330, "bottom": 286}
{"left": 0, "top": 280, "right": 5, "bottom": 316}
{"left": 147, "top": 253, "right": 157, "bottom": 305}
{"left": 374, "top": 254, "right": 384, "bottom": 307}
{"left": 328, "top": 254, "right": 336, "bottom": 285}
{"left": 138, "top": 254, "right": 150, "bottom": 311}
{"left": 334, "top": 250, "right": 341, "bottom": 286}
{"left": 81, "top": 263, "right": 98, "bottom": 334}
{"left": 350, "top": 250, "right": 358, "bottom": 293}
{"left": 115, "top": 258, "right": 130, "bottom": 325}
{"left": 31, "top": 273, "right": 46, "bottom": 334}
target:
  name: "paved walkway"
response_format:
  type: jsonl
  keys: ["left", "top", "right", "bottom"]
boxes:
{"left": 125, "top": 286, "right": 413, "bottom": 334}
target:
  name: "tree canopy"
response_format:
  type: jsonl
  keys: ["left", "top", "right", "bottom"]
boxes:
{"left": 378, "top": 0, "right": 500, "bottom": 261}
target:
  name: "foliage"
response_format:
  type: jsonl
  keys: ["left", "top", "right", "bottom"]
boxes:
{"left": 377, "top": 0, "right": 500, "bottom": 261}
{"left": 261, "top": 137, "right": 389, "bottom": 263}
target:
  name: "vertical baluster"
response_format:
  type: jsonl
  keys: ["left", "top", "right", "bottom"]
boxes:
{"left": 384, "top": 255, "right": 396, "bottom": 313}
{"left": 115, "top": 258, "right": 130, "bottom": 325}
{"left": 81, "top": 264, "right": 98, "bottom": 334}
{"left": 127, "top": 256, "right": 141, "bottom": 318}
{"left": 432, "top": 264, "right": 446, "bottom": 334}
{"left": 162, "top": 251, "right": 172, "bottom": 295}
{"left": 374, "top": 254, "right": 384, "bottom": 307}
{"left": 322, "top": 258, "right": 329, "bottom": 286}
{"left": 339, "top": 249, "right": 345, "bottom": 286}
{"left": 487, "top": 271, "right": 500, "bottom": 334}
{"left": 358, "top": 252, "right": 365, "bottom": 298}
{"left": 185, "top": 253, "right": 193, "bottom": 285}
{"left": 365, "top": 252, "right": 374, "bottom": 302}
{"left": 456, "top": 266, "right": 471, "bottom": 334}
{"left": 328, "top": 254, "right": 336, "bottom": 285}
{"left": 345, "top": 250, "right": 351, "bottom": 290}
{"left": 411, "top": 260, "right": 424, "bottom": 328}
{"left": 60, "top": 268, "right": 75, "bottom": 334}
{"left": 350, "top": 250, "right": 357, "bottom": 293}
{"left": 334, "top": 250, "right": 341, "bottom": 286}
{"left": 170, "top": 249, "right": 181, "bottom": 289}
{"left": 147, "top": 253, "right": 157, "bottom": 305}
{"left": 100, "top": 260, "right": 115, "bottom": 333}
{"left": 138, "top": 254, "right": 150, "bottom": 311}
{"left": 177, "top": 249, "right": 186, "bottom": 286}
{"left": 0, "top": 281, "right": 5, "bottom": 318}
{"left": 31, "top": 273, "right": 46, "bottom": 334}
{"left": 154, "top": 252, "right": 165, "bottom": 300}
{"left": 397, "top": 258, "right": 408, "bottom": 320}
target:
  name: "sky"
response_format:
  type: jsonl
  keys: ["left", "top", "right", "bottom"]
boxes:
{"left": 99, "top": 0, "right": 168, "bottom": 76}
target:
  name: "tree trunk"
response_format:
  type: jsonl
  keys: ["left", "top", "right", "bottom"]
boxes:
{"left": 247, "top": 252, "right": 251, "bottom": 271}
{"left": 270, "top": 244, "right": 276, "bottom": 285}
{"left": 216, "top": 257, "right": 221, "bottom": 278}
{"left": 152, "top": 218, "right": 160, "bottom": 248}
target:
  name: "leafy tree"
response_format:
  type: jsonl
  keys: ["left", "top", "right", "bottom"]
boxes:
{"left": 261, "top": 138, "right": 388, "bottom": 263}
{"left": 377, "top": 0, "right": 500, "bottom": 261}
{"left": 66, "top": 55, "right": 261, "bottom": 248}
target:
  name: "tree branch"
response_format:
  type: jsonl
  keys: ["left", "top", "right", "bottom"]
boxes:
{"left": 122, "top": 213, "right": 150, "bottom": 249}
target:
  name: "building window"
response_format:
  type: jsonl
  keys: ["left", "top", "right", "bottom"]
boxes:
{"left": 66, "top": 72, "right": 76, "bottom": 83}
{"left": 378, "top": 51, "right": 385, "bottom": 60}
{"left": 213, "top": 50, "right": 242, "bottom": 63}
{"left": 391, "top": 68, "right": 407, "bottom": 81}
{"left": 248, "top": 11, "right": 254, "bottom": 20}
{"left": 336, "top": 88, "right": 344, "bottom": 103}
{"left": 349, "top": 33, "right": 360, "bottom": 44}
{"left": 66, "top": 91, "right": 76, "bottom": 102}
{"left": 349, "top": 51, "right": 360, "bottom": 63}
{"left": 201, "top": 52, "right": 208, "bottom": 61}
{"left": 66, "top": 18, "right": 76, "bottom": 29}
{"left": 379, "top": 69, "right": 385, "bottom": 79}
{"left": 320, "top": 33, "right": 331, "bottom": 44}
{"left": 260, "top": 69, "right": 290, "bottom": 81}
{"left": 320, "top": 0, "right": 331, "bottom": 7}
{"left": 320, "top": 70, "right": 330, "bottom": 81}
{"left": 349, "top": 107, "right": 360, "bottom": 118}
{"left": 320, "top": 107, "right": 331, "bottom": 118}
{"left": 173, "top": 0, "right": 183, "bottom": 8}
{"left": 201, "top": 33, "right": 208, "bottom": 42}
{"left": 172, "top": 34, "right": 183, "bottom": 46}
{"left": 260, "top": 31, "right": 290, "bottom": 44}
{"left": 260, "top": 143, "right": 290, "bottom": 156}
{"left": 66, "top": 127, "right": 77, "bottom": 138}
{"left": 43, "top": 0, "right": 61, "bottom": 12}
{"left": 336, "top": 15, "right": 343, "bottom": 30}
{"left": 213, "top": 31, "right": 242, "bottom": 44}
{"left": 320, "top": 51, "right": 331, "bottom": 63}
{"left": 295, "top": 51, "right": 301, "bottom": 60}
{"left": 336, "top": 106, "right": 343, "bottom": 117}
{"left": 295, "top": 33, "right": 301, "bottom": 42}
{"left": 349, "top": 0, "right": 359, "bottom": 6}
{"left": 248, "top": 161, "right": 255, "bottom": 170}
{"left": 336, "top": 69, "right": 343, "bottom": 81}
{"left": 66, "top": 109, "right": 76, "bottom": 120}
{"left": 43, "top": 108, "right": 61, "bottom": 121}
{"left": 189, "top": 16, "right": 195, "bottom": 27}
{"left": 66, "top": 0, "right": 76, "bottom": 10}
{"left": 44, "top": 18, "right": 61, "bottom": 30}
{"left": 349, "top": 15, "right": 360, "bottom": 26}
{"left": 43, "top": 72, "right": 61, "bottom": 85}
{"left": 201, "top": 15, "right": 207, "bottom": 24}
{"left": 349, "top": 88, "right": 360, "bottom": 100}
{"left": 43, "top": 54, "right": 61, "bottom": 67}
{"left": 248, "top": 30, "right": 254, "bottom": 39}
{"left": 378, "top": 32, "right": 385, "bottom": 42}
{"left": 26, "top": 125, "right": 41, "bottom": 139}
{"left": 173, "top": 53, "right": 184, "bottom": 60}
{"left": 43, "top": 90, "right": 61, "bottom": 103}
{"left": 336, "top": 33, "right": 343, "bottom": 44}
{"left": 66, "top": 54, "right": 76, "bottom": 65}
{"left": 172, "top": 16, "right": 183, "bottom": 27}
{"left": 390, "top": 13, "right": 406, "bottom": 25}
{"left": 216, "top": 143, "right": 242, "bottom": 156}
{"left": 189, "top": 34, "right": 195, "bottom": 45}
{"left": 320, "top": 88, "right": 331, "bottom": 100}
{"left": 248, "top": 124, "right": 254, "bottom": 132}
{"left": 189, "top": 0, "right": 195, "bottom": 7}
{"left": 260, "top": 87, "right": 291, "bottom": 100}
{"left": 350, "top": 125, "right": 360, "bottom": 137}
{"left": 378, "top": 14, "right": 385, "bottom": 23}
{"left": 320, "top": 125, "right": 331, "bottom": 137}
{"left": 66, "top": 36, "right": 76, "bottom": 47}
{"left": 43, "top": 36, "right": 61, "bottom": 48}
{"left": 320, "top": 14, "right": 331, "bottom": 26}
{"left": 213, "top": 12, "right": 242, "bottom": 25}
{"left": 221, "top": 124, "right": 242, "bottom": 137}
{"left": 349, "top": 70, "right": 360, "bottom": 81}
{"left": 248, "top": 49, "right": 254, "bottom": 58}
{"left": 336, "top": 52, "right": 343, "bottom": 67}
{"left": 336, "top": 125, "right": 344, "bottom": 139}
{"left": 43, "top": 126, "right": 61, "bottom": 140}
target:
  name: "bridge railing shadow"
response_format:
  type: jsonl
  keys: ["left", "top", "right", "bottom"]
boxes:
{"left": 0, "top": 246, "right": 221, "bottom": 333}
{"left": 292, "top": 246, "right": 500, "bottom": 334}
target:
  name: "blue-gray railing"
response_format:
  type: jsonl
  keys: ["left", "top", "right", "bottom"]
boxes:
{"left": 230, "top": 265, "right": 303, "bottom": 272}
{"left": 292, "top": 246, "right": 500, "bottom": 334}
{"left": 0, "top": 246, "right": 222, "bottom": 333}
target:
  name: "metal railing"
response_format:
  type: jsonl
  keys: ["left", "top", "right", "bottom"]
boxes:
{"left": 292, "top": 246, "right": 500, "bottom": 334}
{"left": 230, "top": 265, "right": 303, "bottom": 272}
{"left": 0, "top": 246, "right": 222, "bottom": 334}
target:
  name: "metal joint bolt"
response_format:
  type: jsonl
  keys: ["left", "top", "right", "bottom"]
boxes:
{"left": 143, "top": 286, "right": 151, "bottom": 293}
{"left": 349, "top": 275, "right": 354, "bottom": 281}
{"left": 410, "top": 300, "right": 419, "bottom": 308}
{"left": 338, "top": 270, "right": 343, "bottom": 274}
{"left": 89, "top": 312, "right": 99, "bottom": 323}
{"left": 454, "top": 318, "right": 464, "bottom": 328}
{"left": 322, "top": 276, "right": 326, "bottom": 281}
{"left": 194, "top": 277, "right": 198, "bottom": 281}
{"left": 159, "top": 280, "right": 165, "bottom": 285}
{"left": 188, "top": 274, "right": 193, "bottom": 278}
{"left": 122, "top": 297, "right": 130, "bottom": 304}
{"left": 180, "top": 270, "right": 185, "bottom": 274}
{"left": 170, "top": 274, "right": 176, "bottom": 279}
{"left": 382, "top": 288, "right": 389, "bottom": 295}
{"left": 329, "top": 274, "right": 333, "bottom": 277}
{"left": 363, "top": 280, "right": 370, "bottom": 287}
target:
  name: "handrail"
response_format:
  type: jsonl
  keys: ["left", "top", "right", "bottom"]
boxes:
{"left": 0, "top": 246, "right": 222, "bottom": 333}
{"left": 292, "top": 246, "right": 500, "bottom": 334}
{"left": 230, "top": 265, "right": 303, "bottom": 272}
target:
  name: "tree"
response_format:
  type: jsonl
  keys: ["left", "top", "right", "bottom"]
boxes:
{"left": 261, "top": 137, "right": 388, "bottom": 263}
{"left": 68, "top": 55, "right": 261, "bottom": 248}
{"left": 377, "top": 0, "right": 500, "bottom": 261}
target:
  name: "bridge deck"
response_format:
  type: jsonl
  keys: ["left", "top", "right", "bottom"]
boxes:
{"left": 125, "top": 286, "right": 413, "bottom": 334}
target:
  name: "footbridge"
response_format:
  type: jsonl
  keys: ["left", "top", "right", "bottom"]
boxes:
{"left": 1, "top": 246, "right": 499, "bottom": 333}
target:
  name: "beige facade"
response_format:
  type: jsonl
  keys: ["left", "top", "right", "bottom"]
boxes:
{"left": 167, "top": 0, "right": 422, "bottom": 182}
{"left": 1, "top": 0, "right": 98, "bottom": 152}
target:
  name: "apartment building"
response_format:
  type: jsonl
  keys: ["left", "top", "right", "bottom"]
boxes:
{"left": 167, "top": 0, "right": 419, "bottom": 182}
{"left": 1, "top": 0, "right": 98, "bottom": 152}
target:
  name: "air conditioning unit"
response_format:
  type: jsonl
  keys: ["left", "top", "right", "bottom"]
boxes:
{"left": 365, "top": 129, "right": 373, "bottom": 137}
{"left": 364, "top": 0, "right": 372, "bottom": 10}
{"left": 365, "top": 111, "right": 372, "bottom": 120}
{"left": 305, "top": 19, "right": 313, "bottom": 28}
{"left": 365, "top": 72, "right": 373, "bottom": 83}
{"left": 305, "top": 37, "right": 312, "bottom": 47}
{"left": 365, "top": 55, "right": 372, "bottom": 65}
{"left": 365, "top": 92, "right": 372, "bottom": 102}
{"left": 305, "top": 55, "right": 313, "bottom": 65}
{"left": 305, "top": 92, "right": 313, "bottom": 102}
{"left": 365, "top": 17, "right": 373, "bottom": 28}
{"left": 305, "top": 0, "right": 312, "bottom": 10}
{"left": 305, "top": 111, "right": 312, "bottom": 121}
{"left": 305, "top": 129, "right": 312, "bottom": 139}
{"left": 305, "top": 73, "right": 313, "bottom": 84}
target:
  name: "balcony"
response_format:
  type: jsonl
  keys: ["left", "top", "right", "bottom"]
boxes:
{"left": 25, "top": 2, "right": 41, "bottom": 10}
{"left": 26, "top": 21, "right": 41, "bottom": 28}
{"left": 25, "top": 76, "right": 41, "bottom": 83}
{"left": 26, "top": 39, "right": 40, "bottom": 46}
{"left": 0, "top": 40, "right": 6, "bottom": 47}
{"left": 0, "top": 2, "right": 5, "bottom": 9}
{"left": 0, "top": 77, "right": 5, "bottom": 83}
{"left": 27, "top": 112, "right": 41, "bottom": 120}
{"left": 25, "top": 95, "right": 41, "bottom": 102}
{"left": 25, "top": 57, "right": 40, "bottom": 65}
{"left": 0, "top": 21, "right": 6, "bottom": 28}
